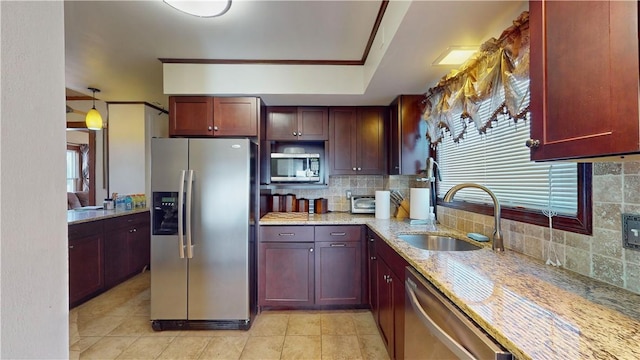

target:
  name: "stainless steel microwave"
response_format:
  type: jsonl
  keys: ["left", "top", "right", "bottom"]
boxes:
{"left": 270, "top": 153, "right": 321, "bottom": 182}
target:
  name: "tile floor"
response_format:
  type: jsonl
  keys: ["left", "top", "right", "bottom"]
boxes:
{"left": 70, "top": 272, "right": 389, "bottom": 359}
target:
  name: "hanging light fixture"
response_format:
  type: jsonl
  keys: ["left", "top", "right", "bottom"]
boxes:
{"left": 85, "top": 87, "right": 103, "bottom": 130}
{"left": 163, "top": 0, "right": 231, "bottom": 18}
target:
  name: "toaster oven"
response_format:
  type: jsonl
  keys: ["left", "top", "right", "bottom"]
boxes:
{"left": 351, "top": 196, "right": 375, "bottom": 214}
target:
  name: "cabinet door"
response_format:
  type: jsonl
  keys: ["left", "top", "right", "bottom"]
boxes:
{"left": 69, "top": 234, "right": 104, "bottom": 306}
{"left": 258, "top": 242, "right": 315, "bottom": 307}
{"left": 376, "top": 258, "right": 394, "bottom": 359}
{"left": 529, "top": 0, "right": 639, "bottom": 160}
{"left": 298, "top": 107, "right": 329, "bottom": 140}
{"left": 213, "top": 97, "right": 258, "bottom": 136}
{"left": 314, "top": 241, "right": 362, "bottom": 305}
{"left": 357, "top": 107, "right": 386, "bottom": 175}
{"left": 367, "top": 231, "right": 378, "bottom": 317}
{"left": 391, "top": 270, "right": 405, "bottom": 360}
{"left": 169, "top": 96, "right": 214, "bottom": 136}
{"left": 329, "top": 107, "right": 358, "bottom": 175}
{"left": 104, "top": 228, "right": 130, "bottom": 289}
{"left": 129, "top": 222, "right": 150, "bottom": 275}
{"left": 266, "top": 107, "right": 298, "bottom": 140}
{"left": 389, "top": 95, "right": 429, "bottom": 175}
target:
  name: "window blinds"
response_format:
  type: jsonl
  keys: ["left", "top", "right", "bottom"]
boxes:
{"left": 436, "top": 80, "right": 578, "bottom": 216}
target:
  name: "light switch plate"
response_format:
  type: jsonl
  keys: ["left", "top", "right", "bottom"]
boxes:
{"left": 622, "top": 213, "right": 640, "bottom": 250}
{"left": 346, "top": 190, "right": 352, "bottom": 199}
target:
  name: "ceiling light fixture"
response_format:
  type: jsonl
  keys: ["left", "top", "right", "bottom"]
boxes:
{"left": 432, "top": 46, "right": 478, "bottom": 66}
{"left": 85, "top": 87, "right": 103, "bottom": 131}
{"left": 163, "top": 0, "right": 232, "bottom": 18}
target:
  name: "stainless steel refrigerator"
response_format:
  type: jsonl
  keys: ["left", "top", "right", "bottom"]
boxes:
{"left": 150, "top": 138, "right": 257, "bottom": 331}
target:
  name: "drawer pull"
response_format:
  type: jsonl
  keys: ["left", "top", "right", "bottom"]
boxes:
{"left": 278, "top": 233, "right": 295, "bottom": 236}
{"left": 309, "top": 248, "right": 314, "bottom": 252}
{"left": 69, "top": 245, "right": 74, "bottom": 249}
{"left": 330, "top": 232, "right": 346, "bottom": 236}
{"left": 370, "top": 256, "right": 376, "bottom": 260}
{"left": 330, "top": 243, "right": 347, "bottom": 247}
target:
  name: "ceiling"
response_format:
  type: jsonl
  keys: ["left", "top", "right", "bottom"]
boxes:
{"left": 64, "top": 0, "right": 527, "bottom": 109}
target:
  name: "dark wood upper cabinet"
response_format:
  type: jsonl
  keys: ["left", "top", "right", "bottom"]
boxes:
{"left": 389, "top": 95, "right": 429, "bottom": 175}
{"left": 266, "top": 106, "right": 328, "bottom": 141}
{"left": 529, "top": 0, "right": 640, "bottom": 160}
{"left": 169, "top": 96, "right": 259, "bottom": 137}
{"left": 329, "top": 107, "right": 387, "bottom": 175}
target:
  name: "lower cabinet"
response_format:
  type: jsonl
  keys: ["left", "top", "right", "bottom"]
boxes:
{"left": 69, "top": 222, "right": 104, "bottom": 307}
{"left": 370, "top": 229, "right": 408, "bottom": 360}
{"left": 104, "top": 212, "right": 151, "bottom": 288}
{"left": 258, "top": 225, "right": 364, "bottom": 309}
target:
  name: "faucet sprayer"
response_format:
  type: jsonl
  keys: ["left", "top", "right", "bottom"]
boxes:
{"left": 443, "top": 183, "right": 504, "bottom": 252}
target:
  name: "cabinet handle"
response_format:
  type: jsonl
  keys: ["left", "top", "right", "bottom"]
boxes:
{"left": 357, "top": 167, "right": 362, "bottom": 171}
{"left": 525, "top": 139, "right": 540, "bottom": 148}
{"left": 395, "top": 166, "right": 400, "bottom": 169}
{"left": 213, "top": 126, "right": 219, "bottom": 131}
{"left": 370, "top": 256, "right": 376, "bottom": 260}
{"left": 309, "top": 248, "right": 314, "bottom": 252}
{"left": 278, "top": 233, "right": 295, "bottom": 236}
{"left": 330, "top": 232, "right": 346, "bottom": 236}
{"left": 369, "top": 237, "right": 375, "bottom": 242}
{"left": 330, "top": 243, "right": 347, "bottom": 247}
{"left": 293, "top": 131, "right": 298, "bottom": 136}
{"left": 208, "top": 126, "right": 213, "bottom": 131}
{"left": 297, "top": 132, "right": 302, "bottom": 137}
{"left": 69, "top": 245, "right": 74, "bottom": 249}
{"left": 352, "top": 167, "right": 357, "bottom": 171}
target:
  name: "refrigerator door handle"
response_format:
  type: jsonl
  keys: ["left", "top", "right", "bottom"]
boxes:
{"left": 177, "top": 170, "right": 186, "bottom": 259}
{"left": 186, "top": 169, "right": 194, "bottom": 259}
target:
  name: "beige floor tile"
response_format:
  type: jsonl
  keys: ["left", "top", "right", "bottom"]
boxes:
{"left": 351, "top": 312, "right": 379, "bottom": 335}
{"left": 73, "top": 337, "right": 102, "bottom": 353}
{"left": 80, "top": 336, "right": 137, "bottom": 359}
{"left": 180, "top": 329, "right": 250, "bottom": 337}
{"left": 287, "top": 313, "right": 321, "bottom": 336}
{"left": 281, "top": 335, "right": 321, "bottom": 360}
{"left": 250, "top": 313, "right": 289, "bottom": 336}
{"left": 157, "top": 336, "right": 211, "bottom": 359}
{"left": 108, "top": 315, "right": 179, "bottom": 337}
{"left": 358, "top": 334, "right": 389, "bottom": 360}
{"left": 321, "top": 313, "right": 357, "bottom": 335}
{"left": 322, "top": 335, "right": 363, "bottom": 360}
{"left": 115, "top": 336, "right": 173, "bottom": 359}
{"left": 198, "top": 336, "right": 248, "bottom": 360}
{"left": 78, "top": 315, "right": 127, "bottom": 337}
{"left": 240, "top": 336, "right": 284, "bottom": 360}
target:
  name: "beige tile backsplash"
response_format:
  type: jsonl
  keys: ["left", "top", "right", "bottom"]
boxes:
{"left": 271, "top": 162, "right": 640, "bottom": 295}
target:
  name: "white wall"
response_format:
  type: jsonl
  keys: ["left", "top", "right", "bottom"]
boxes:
{"left": 0, "top": 1, "right": 68, "bottom": 358}
{"left": 109, "top": 103, "right": 168, "bottom": 202}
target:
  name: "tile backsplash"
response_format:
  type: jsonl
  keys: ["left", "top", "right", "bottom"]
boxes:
{"left": 268, "top": 162, "right": 640, "bottom": 295}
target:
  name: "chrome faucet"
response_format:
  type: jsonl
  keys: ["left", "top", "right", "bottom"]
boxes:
{"left": 443, "top": 183, "right": 504, "bottom": 252}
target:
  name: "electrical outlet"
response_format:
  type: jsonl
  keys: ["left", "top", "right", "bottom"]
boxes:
{"left": 623, "top": 213, "right": 640, "bottom": 250}
{"left": 346, "top": 190, "right": 352, "bottom": 199}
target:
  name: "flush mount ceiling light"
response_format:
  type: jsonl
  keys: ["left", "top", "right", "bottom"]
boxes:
{"left": 85, "top": 87, "right": 103, "bottom": 130}
{"left": 432, "top": 46, "right": 478, "bottom": 66}
{"left": 163, "top": 0, "right": 232, "bottom": 18}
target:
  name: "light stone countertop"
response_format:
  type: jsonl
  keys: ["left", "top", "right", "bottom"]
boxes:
{"left": 67, "top": 207, "right": 149, "bottom": 225}
{"left": 260, "top": 212, "right": 640, "bottom": 360}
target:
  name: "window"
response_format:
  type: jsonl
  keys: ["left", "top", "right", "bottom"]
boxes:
{"left": 66, "top": 145, "right": 80, "bottom": 192}
{"left": 435, "top": 80, "right": 592, "bottom": 234}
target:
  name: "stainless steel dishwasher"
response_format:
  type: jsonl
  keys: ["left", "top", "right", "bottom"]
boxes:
{"left": 404, "top": 267, "right": 512, "bottom": 359}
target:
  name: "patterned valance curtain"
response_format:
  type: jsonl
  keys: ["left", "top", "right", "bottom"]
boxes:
{"left": 423, "top": 11, "right": 530, "bottom": 146}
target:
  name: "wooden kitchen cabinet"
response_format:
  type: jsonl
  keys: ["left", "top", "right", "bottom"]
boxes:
{"left": 329, "top": 107, "right": 387, "bottom": 175}
{"left": 258, "top": 242, "right": 315, "bottom": 307}
{"left": 69, "top": 221, "right": 104, "bottom": 307}
{"left": 266, "top": 106, "right": 329, "bottom": 141}
{"left": 367, "top": 229, "right": 378, "bottom": 317}
{"left": 104, "top": 212, "right": 150, "bottom": 289}
{"left": 389, "top": 95, "right": 430, "bottom": 175}
{"left": 314, "top": 226, "right": 362, "bottom": 305}
{"left": 529, "top": 0, "right": 640, "bottom": 160}
{"left": 169, "top": 96, "right": 259, "bottom": 137}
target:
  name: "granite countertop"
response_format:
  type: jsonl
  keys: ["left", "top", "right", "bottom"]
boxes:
{"left": 260, "top": 212, "right": 640, "bottom": 360}
{"left": 67, "top": 207, "right": 149, "bottom": 225}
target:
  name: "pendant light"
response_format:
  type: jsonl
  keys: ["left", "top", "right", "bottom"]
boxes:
{"left": 85, "top": 87, "right": 103, "bottom": 130}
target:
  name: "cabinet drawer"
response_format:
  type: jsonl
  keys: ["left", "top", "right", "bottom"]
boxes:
{"left": 260, "top": 226, "right": 314, "bottom": 242}
{"left": 69, "top": 221, "right": 103, "bottom": 240}
{"left": 104, "top": 211, "right": 149, "bottom": 229}
{"left": 315, "top": 225, "right": 362, "bottom": 242}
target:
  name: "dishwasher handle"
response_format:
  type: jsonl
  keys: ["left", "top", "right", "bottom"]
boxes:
{"left": 406, "top": 279, "right": 476, "bottom": 360}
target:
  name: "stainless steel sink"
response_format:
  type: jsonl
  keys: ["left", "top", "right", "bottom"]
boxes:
{"left": 398, "top": 234, "right": 482, "bottom": 251}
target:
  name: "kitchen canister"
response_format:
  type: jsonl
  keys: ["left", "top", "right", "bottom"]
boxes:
{"left": 270, "top": 194, "right": 283, "bottom": 212}
{"left": 297, "top": 198, "right": 310, "bottom": 212}
{"left": 375, "top": 191, "right": 391, "bottom": 219}
{"left": 283, "top": 194, "right": 297, "bottom": 212}
{"left": 314, "top": 198, "right": 328, "bottom": 214}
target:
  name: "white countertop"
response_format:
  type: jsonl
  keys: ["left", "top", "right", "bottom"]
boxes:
{"left": 67, "top": 207, "right": 149, "bottom": 225}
